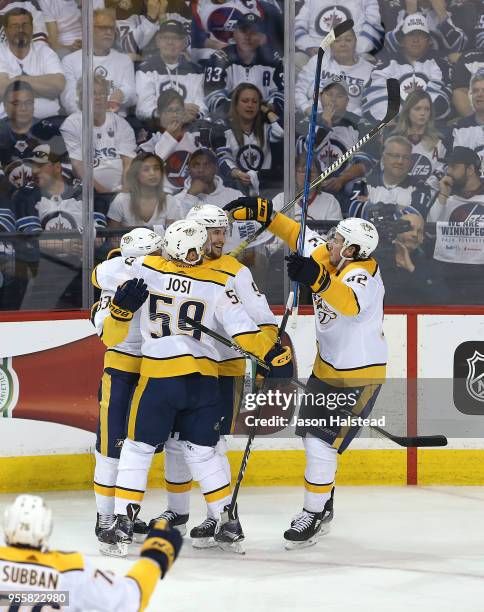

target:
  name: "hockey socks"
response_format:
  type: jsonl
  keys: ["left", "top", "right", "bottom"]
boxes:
{"left": 164, "top": 437, "right": 193, "bottom": 516}
{"left": 93, "top": 450, "right": 118, "bottom": 515}
{"left": 303, "top": 436, "right": 337, "bottom": 513}
{"left": 114, "top": 438, "right": 155, "bottom": 515}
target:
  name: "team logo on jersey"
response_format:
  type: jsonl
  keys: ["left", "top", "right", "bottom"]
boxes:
{"left": 448, "top": 202, "right": 484, "bottom": 224}
{"left": 454, "top": 342, "right": 484, "bottom": 414}
{"left": 166, "top": 150, "right": 190, "bottom": 189}
{"left": 207, "top": 7, "right": 244, "bottom": 42}
{"left": 42, "top": 211, "right": 79, "bottom": 231}
{"left": 400, "top": 75, "right": 427, "bottom": 100}
{"left": 315, "top": 6, "right": 351, "bottom": 36}
{"left": 14, "top": 139, "right": 29, "bottom": 154}
{"left": 94, "top": 66, "right": 108, "bottom": 79}
{"left": 159, "top": 80, "right": 187, "bottom": 101}
{"left": 5, "top": 160, "right": 32, "bottom": 188}
{"left": 236, "top": 144, "right": 264, "bottom": 171}
{"left": 0, "top": 357, "right": 19, "bottom": 418}
{"left": 313, "top": 294, "right": 337, "bottom": 325}
{"left": 409, "top": 153, "right": 432, "bottom": 182}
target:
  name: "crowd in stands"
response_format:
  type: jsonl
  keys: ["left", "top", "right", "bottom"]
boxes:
{"left": 0, "top": 0, "right": 482, "bottom": 309}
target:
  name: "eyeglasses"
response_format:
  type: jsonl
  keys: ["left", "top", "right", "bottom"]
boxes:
{"left": 384, "top": 152, "right": 412, "bottom": 161}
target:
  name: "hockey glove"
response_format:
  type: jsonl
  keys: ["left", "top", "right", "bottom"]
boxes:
{"left": 261, "top": 342, "right": 294, "bottom": 379}
{"left": 109, "top": 278, "right": 148, "bottom": 321}
{"left": 140, "top": 519, "right": 183, "bottom": 578}
{"left": 223, "top": 197, "right": 273, "bottom": 224}
{"left": 286, "top": 253, "right": 330, "bottom": 293}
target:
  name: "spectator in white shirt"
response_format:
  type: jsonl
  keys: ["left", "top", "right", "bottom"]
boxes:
{"left": 61, "top": 8, "right": 135, "bottom": 116}
{"left": 0, "top": 8, "right": 65, "bottom": 119}
{"left": 60, "top": 75, "right": 136, "bottom": 194}
{"left": 0, "top": 0, "right": 47, "bottom": 44}
{"left": 38, "top": 0, "right": 82, "bottom": 57}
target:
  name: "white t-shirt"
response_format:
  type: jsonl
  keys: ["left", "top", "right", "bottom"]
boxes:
{"left": 61, "top": 111, "right": 136, "bottom": 192}
{"left": 38, "top": 0, "right": 82, "bottom": 46}
{"left": 107, "top": 192, "right": 182, "bottom": 229}
{"left": 273, "top": 191, "right": 342, "bottom": 221}
{"left": 0, "top": 41, "right": 64, "bottom": 118}
{"left": 61, "top": 48, "right": 136, "bottom": 115}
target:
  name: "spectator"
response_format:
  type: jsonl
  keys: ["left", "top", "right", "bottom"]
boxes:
{"left": 295, "top": 26, "right": 373, "bottom": 117}
{"left": 37, "top": 0, "right": 82, "bottom": 57}
{"left": 216, "top": 83, "right": 283, "bottom": 194}
{"left": 452, "top": 50, "right": 484, "bottom": 118}
{"left": 61, "top": 8, "right": 136, "bottom": 116}
{"left": 13, "top": 144, "right": 106, "bottom": 309}
{"left": 0, "top": 8, "right": 65, "bottom": 119}
{"left": 362, "top": 13, "right": 451, "bottom": 121}
{"left": 383, "top": 0, "right": 467, "bottom": 55}
{"left": 446, "top": 0, "right": 483, "bottom": 51}
{"left": 0, "top": 189, "right": 16, "bottom": 310}
{"left": 139, "top": 90, "right": 203, "bottom": 194}
{"left": 364, "top": 202, "right": 444, "bottom": 304}
{"left": 272, "top": 154, "right": 342, "bottom": 221}
{"left": 297, "top": 79, "right": 371, "bottom": 213}
{"left": 295, "top": 0, "right": 383, "bottom": 63}
{"left": 350, "top": 136, "right": 430, "bottom": 217}
{"left": 104, "top": 0, "right": 164, "bottom": 58}
{"left": 451, "top": 72, "right": 484, "bottom": 175}
{"left": 390, "top": 89, "right": 446, "bottom": 186}
{"left": 0, "top": 0, "right": 47, "bottom": 44}
{"left": 135, "top": 19, "right": 205, "bottom": 122}
{"left": 203, "top": 13, "right": 283, "bottom": 118}
{"left": 60, "top": 75, "right": 136, "bottom": 195}
{"left": 107, "top": 152, "right": 179, "bottom": 230}
{"left": 427, "top": 147, "right": 484, "bottom": 304}
{"left": 0, "top": 80, "right": 68, "bottom": 191}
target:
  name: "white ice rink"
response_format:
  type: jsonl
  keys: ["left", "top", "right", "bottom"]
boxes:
{"left": 1, "top": 486, "right": 484, "bottom": 612}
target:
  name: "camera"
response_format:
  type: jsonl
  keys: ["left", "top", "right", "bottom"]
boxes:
{"left": 365, "top": 202, "right": 412, "bottom": 244}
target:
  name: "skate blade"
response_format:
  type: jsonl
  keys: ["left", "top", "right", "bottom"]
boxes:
{"left": 216, "top": 540, "right": 245, "bottom": 555}
{"left": 284, "top": 524, "right": 331, "bottom": 551}
{"left": 191, "top": 537, "right": 218, "bottom": 549}
{"left": 99, "top": 541, "right": 128, "bottom": 557}
{"left": 174, "top": 524, "right": 187, "bottom": 537}
{"left": 132, "top": 533, "right": 147, "bottom": 544}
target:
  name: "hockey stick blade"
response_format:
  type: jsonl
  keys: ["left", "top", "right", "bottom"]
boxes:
{"left": 333, "top": 18, "right": 354, "bottom": 38}
{"left": 229, "top": 79, "right": 400, "bottom": 257}
{"left": 371, "top": 426, "right": 447, "bottom": 448}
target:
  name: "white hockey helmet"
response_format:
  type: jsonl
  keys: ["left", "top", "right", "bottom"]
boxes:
{"left": 335, "top": 217, "right": 379, "bottom": 259}
{"left": 3, "top": 495, "right": 53, "bottom": 549}
{"left": 120, "top": 227, "right": 163, "bottom": 258}
{"left": 163, "top": 220, "right": 208, "bottom": 265}
{"left": 185, "top": 204, "right": 229, "bottom": 228}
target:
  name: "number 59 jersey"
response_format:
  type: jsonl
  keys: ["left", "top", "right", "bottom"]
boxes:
{"left": 132, "top": 255, "right": 274, "bottom": 379}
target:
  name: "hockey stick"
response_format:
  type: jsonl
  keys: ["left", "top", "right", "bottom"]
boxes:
{"left": 292, "top": 18, "right": 354, "bottom": 317}
{"left": 229, "top": 78, "right": 401, "bottom": 258}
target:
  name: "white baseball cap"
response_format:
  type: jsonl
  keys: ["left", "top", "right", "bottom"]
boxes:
{"left": 402, "top": 13, "right": 430, "bottom": 35}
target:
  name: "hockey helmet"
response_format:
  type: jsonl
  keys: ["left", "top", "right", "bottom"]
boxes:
{"left": 3, "top": 495, "right": 53, "bottom": 550}
{"left": 163, "top": 220, "right": 208, "bottom": 265}
{"left": 185, "top": 204, "right": 229, "bottom": 228}
{"left": 335, "top": 217, "right": 379, "bottom": 259}
{"left": 120, "top": 227, "right": 163, "bottom": 258}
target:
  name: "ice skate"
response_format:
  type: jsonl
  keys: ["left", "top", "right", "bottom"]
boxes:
{"left": 149, "top": 509, "right": 189, "bottom": 536}
{"left": 214, "top": 505, "right": 245, "bottom": 555}
{"left": 190, "top": 517, "right": 218, "bottom": 549}
{"left": 283, "top": 507, "right": 331, "bottom": 550}
{"left": 98, "top": 504, "right": 140, "bottom": 557}
{"left": 132, "top": 517, "right": 149, "bottom": 543}
{"left": 95, "top": 513, "right": 115, "bottom": 538}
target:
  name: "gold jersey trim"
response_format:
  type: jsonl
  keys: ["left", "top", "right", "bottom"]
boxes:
{"left": 140, "top": 354, "right": 219, "bottom": 378}
{"left": 0, "top": 546, "right": 84, "bottom": 573}
{"left": 313, "top": 353, "right": 386, "bottom": 385}
{"left": 104, "top": 350, "right": 141, "bottom": 373}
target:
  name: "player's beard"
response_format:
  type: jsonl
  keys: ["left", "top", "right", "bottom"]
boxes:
{"left": 204, "top": 242, "right": 223, "bottom": 259}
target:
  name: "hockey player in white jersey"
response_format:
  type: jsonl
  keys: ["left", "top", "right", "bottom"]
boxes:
{"left": 94, "top": 219, "right": 292, "bottom": 554}
{"left": 91, "top": 227, "right": 163, "bottom": 554}
{"left": 224, "top": 197, "right": 387, "bottom": 549}
{"left": 150, "top": 205, "right": 278, "bottom": 547}
{"left": 0, "top": 494, "right": 182, "bottom": 611}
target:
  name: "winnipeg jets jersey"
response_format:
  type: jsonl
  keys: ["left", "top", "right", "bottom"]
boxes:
{"left": 116, "top": 14, "right": 159, "bottom": 55}
{"left": 135, "top": 55, "right": 206, "bottom": 121}
{"left": 295, "top": 53, "right": 374, "bottom": 117}
{"left": 92, "top": 250, "right": 143, "bottom": 373}
{"left": 405, "top": 136, "right": 446, "bottom": 186}
{"left": 270, "top": 213, "right": 387, "bottom": 381}
{"left": 451, "top": 116, "right": 484, "bottom": 177}
{"left": 116, "top": 255, "right": 273, "bottom": 378}
{"left": 294, "top": 0, "right": 384, "bottom": 55}
{"left": 0, "top": 545, "right": 152, "bottom": 612}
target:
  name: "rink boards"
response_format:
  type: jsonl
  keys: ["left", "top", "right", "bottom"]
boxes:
{"left": 1, "top": 308, "right": 484, "bottom": 490}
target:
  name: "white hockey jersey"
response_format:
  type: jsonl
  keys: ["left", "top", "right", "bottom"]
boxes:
{"left": 405, "top": 136, "right": 446, "bottom": 185}
{"left": 92, "top": 250, "right": 144, "bottom": 373}
{"left": 295, "top": 52, "right": 374, "bottom": 117}
{"left": 294, "top": 0, "right": 384, "bottom": 55}
{"left": 452, "top": 116, "right": 484, "bottom": 177}
{"left": 0, "top": 544, "right": 158, "bottom": 612}
{"left": 269, "top": 213, "right": 387, "bottom": 382}
{"left": 116, "top": 14, "right": 159, "bottom": 55}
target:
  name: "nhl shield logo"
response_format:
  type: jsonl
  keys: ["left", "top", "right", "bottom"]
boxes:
{"left": 466, "top": 351, "right": 484, "bottom": 403}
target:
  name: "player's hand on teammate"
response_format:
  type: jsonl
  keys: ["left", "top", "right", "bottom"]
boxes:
{"left": 262, "top": 342, "right": 294, "bottom": 379}
{"left": 111, "top": 278, "right": 149, "bottom": 317}
{"left": 224, "top": 197, "right": 273, "bottom": 224}
{"left": 140, "top": 519, "right": 183, "bottom": 578}
{"left": 286, "top": 253, "right": 330, "bottom": 293}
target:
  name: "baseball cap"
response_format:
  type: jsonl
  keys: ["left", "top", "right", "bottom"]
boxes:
{"left": 402, "top": 13, "right": 430, "bottom": 35}
{"left": 320, "top": 76, "right": 349, "bottom": 95}
{"left": 27, "top": 144, "right": 61, "bottom": 165}
{"left": 447, "top": 147, "right": 481, "bottom": 168}
{"left": 235, "top": 13, "right": 265, "bottom": 32}
{"left": 158, "top": 19, "right": 186, "bottom": 35}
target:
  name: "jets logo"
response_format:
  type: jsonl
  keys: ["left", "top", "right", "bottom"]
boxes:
{"left": 207, "top": 7, "right": 244, "bottom": 42}
{"left": 166, "top": 150, "right": 191, "bottom": 189}
{"left": 94, "top": 65, "right": 108, "bottom": 79}
{"left": 315, "top": 5, "right": 350, "bottom": 36}
{"left": 42, "top": 211, "right": 79, "bottom": 231}
{"left": 399, "top": 75, "right": 427, "bottom": 100}
{"left": 409, "top": 153, "right": 432, "bottom": 181}
{"left": 236, "top": 144, "right": 264, "bottom": 171}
